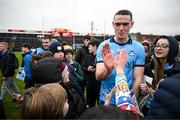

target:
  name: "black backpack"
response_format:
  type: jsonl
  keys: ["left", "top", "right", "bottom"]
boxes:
{"left": 32, "top": 57, "right": 63, "bottom": 84}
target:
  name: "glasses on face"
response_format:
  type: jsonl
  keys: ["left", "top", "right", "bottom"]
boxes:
{"left": 155, "top": 44, "right": 169, "bottom": 49}
{"left": 114, "top": 22, "right": 130, "bottom": 27}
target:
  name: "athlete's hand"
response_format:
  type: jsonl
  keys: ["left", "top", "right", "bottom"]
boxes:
{"left": 101, "top": 44, "right": 114, "bottom": 72}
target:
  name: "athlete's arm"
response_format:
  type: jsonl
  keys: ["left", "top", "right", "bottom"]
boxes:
{"left": 133, "top": 66, "right": 144, "bottom": 98}
{"left": 96, "top": 62, "right": 112, "bottom": 81}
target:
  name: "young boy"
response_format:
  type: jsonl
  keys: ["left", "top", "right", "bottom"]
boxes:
{"left": 83, "top": 40, "right": 101, "bottom": 107}
{"left": 64, "top": 47, "right": 84, "bottom": 87}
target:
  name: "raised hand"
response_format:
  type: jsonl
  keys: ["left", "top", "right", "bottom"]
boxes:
{"left": 12, "top": 92, "right": 23, "bottom": 103}
{"left": 101, "top": 44, "right": 114, "bottom": 71}
{"left": 140, "top": 83, "right": 148, "bottom": 94}
{"left": 114, "top": 49, "right": 127, "bottom": 74}
{"left": 104, "top": 87, "right": 116, "bottom": 106}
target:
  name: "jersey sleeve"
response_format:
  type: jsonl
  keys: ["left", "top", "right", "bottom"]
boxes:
{"left": 134, "top": 43, "right": 145, "bottom": 66}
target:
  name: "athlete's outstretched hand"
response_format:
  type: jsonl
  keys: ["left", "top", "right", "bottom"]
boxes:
{"left": 101, "top": 44, "right": 114, "bottom": 72}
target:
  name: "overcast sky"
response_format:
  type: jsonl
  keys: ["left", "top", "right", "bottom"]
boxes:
{"left": 0, "top": 0, "right": 180, "bottom": 35}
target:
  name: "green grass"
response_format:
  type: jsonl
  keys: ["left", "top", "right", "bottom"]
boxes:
{"left": 0, "top": 52, "right": 25, "bottom": 119}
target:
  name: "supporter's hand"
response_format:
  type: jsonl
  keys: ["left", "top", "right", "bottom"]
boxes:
{"left": 87, "top": 65, "right": 96, "bottom": 72}
{"left": 101, "top": 44, "right": 114, "bottom": 72}
{"left": 63, "top": 71, "right": 70, "bottom": 84}
{"left": 149, "top": 87, "right": 156, "bottom": 96}
{"left": 114, "top": 49, "right": 127, "bottom": 74}
{"left": 104, "top": 87, "right": 116, "bottom": 106}
{"left": 3, "top": 76, "right": 7, "bottom": 81}
{"left": 12, "top": 92, "right": 23, "bottom": 103}
{"left": 136, "top": 111, "right": 144, "bottom": 119}
{"left": 140, "top": 84, "right": 148, "bottom": 94}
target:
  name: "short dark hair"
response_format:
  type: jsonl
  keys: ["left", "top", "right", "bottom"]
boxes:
{"left": 22, "top": 44, "right": 31, "bottom": 49}
{"left": 42, "top": 36, "right": 51, "bottom": 41}
{"left": 88, "top": 39, "right": 100, "bottom": 48}
{"left": 114, "top": 9, "right": 133, "bottom": 21}
{"left": 83, "top": 35, "right": 91, "bottom": 41}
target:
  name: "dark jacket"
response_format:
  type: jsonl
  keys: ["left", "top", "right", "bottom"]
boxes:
{"left": 0, "top": 100, "right": 6, "bottom": 119}
{"left": 62, "top": 81, "right": 87, "bottom": 119}
{"left": 75, "top": 45, "right": 89, "bottom": 66}
{"left": 147, "top": 73, "right": 180, "bottom": 119}
{"left": 83, "top": 53, "right": 100, "bottom": 85}
{"left": 64, "top": 61, "right": 84, "bottom": 85}
{"left": 0, "top": 51, "right": 16, "bottom": 77}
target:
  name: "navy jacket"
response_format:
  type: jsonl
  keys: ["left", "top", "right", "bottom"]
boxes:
{"left": 147, "top": 73, "right": 180, "bottom": 119}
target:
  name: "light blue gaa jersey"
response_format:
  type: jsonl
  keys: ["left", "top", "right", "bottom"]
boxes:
{"left": 33, "top": 47, "right": 49, "bottom": 55}
{"left": 96, "top": 37, "right": 145, "bottom": 105}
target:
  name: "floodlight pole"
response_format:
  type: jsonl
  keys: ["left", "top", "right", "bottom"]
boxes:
{"left": 42, "top": 14, "right": 45, "bottom": 37}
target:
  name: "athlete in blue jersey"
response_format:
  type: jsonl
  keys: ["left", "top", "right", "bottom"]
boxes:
{"left": 96, "top": 10, "right": 145, "bottom": 105}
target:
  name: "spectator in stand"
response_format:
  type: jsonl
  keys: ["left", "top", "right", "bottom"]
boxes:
{"left": 21, "top": 44, "right": 33, "bottom": 89}
{"left": 21, "top": 83, "right": 69, "bottom": 119}
{"left": 33, "top": 36, "right": 51, "bottom": 55}
{"left": 75, "top": 35, "right": 92, "bottom": 95}
{"left": 96, "top": 9, "right": 145, "bottom": 105}
{"left": 141, "top": 40, "right": 152, "bottom": 64}
{"left": 0, "top": 42, "right": 19, "bottom": 100}
{"left": 83, "top": 40, "right": 101, "bottom": 107}
{"left": 139, "top": 36, "right": 178, "bottom": 116}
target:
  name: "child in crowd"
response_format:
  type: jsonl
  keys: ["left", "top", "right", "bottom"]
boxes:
{"left": 21, "top": 83, "right": 69, "bottom": 119}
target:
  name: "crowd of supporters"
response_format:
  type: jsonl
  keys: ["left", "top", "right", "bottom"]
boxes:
{"left": 0, "top": 9, "right": 180, "bottom": 119}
